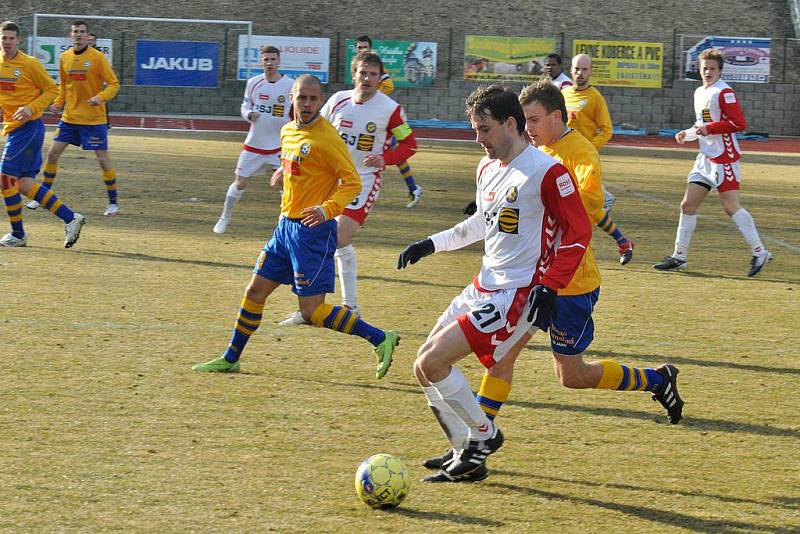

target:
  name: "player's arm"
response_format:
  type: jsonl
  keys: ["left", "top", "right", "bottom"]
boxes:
{"left": 571, "top": 152, "right": 604, "bottom": 215}
{"left": 379, "top": 73, "right": 394, "bottom": 95}
{"left": 96, "top": 57, "right": 120, "bottom": 102}
{"left": 539, "top": 163, "right": 592, "bottom": 290}
{"left": 591, "top": 94, "right": 613, "bottom": 150}
{"left": 381, "top": 106, "right": 417, "bottom": 165}
{"left": 27, "top": 59, "right": 59, "bottom": 115}
{"left": 704, "top": 89, "right": 746, "bottom": 135}
{"left": 319, "top": 130, "right": 362, "bottom": 220}
{"left": 240, "top": 78, "right": 257, "bottom": 121}
{"left": 52, "top": 55, "right": 67, "bottom": 110}
{"left": 397, "top": 212, "right": 485, "bottom": 268}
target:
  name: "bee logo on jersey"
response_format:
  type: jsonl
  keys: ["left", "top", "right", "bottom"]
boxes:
{"left": 300, "top": 142, "right": 311, "bottom": 156}
{"left": 505, "top": 186, "right": 518, "bottom": 203}
{"left": 498, "top": 207, "right": 519, "bottom": 234}
{"left": 272, "top": 104, "right": 285, "bottom": 117}
{"left": 365, "top": 121, "right": 377, "bottom": 133}
{"left": 702, "top": 107, "right": 712, "bottom": 123}
{"left": 357, "top": 134, "right": 375, "bottom": 151}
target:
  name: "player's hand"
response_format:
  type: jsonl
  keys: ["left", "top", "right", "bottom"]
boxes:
{"left": 397, "top": 238, "right": 435, "bottom": 269}
{"left": 87, "top": 96, "right": 103, "bottom": 106}
{"left": 270, "top": 166, "right": 284, "bottom": 187}
{"left": 12, "top": 106, "right": 32, "bottom": 122}
{"left": 696, "top": 125, "right": 709, "bottom": 136}
{"left": 248, "top": 111, "right": 260, "bottom": 121}
{"left": 675, "top": 130, "right": 686, "bottom": 144}
{"left": 300, "top": 206, "right": 326, "bottom": 227}
{"left": 363, "top": 154, "right": 385, "bottom": 170}
{"left": 49, "top": 103, "right": 63, "bottom": 113}
{"left": 527, "top": 284, "right": 557, "bottom": 332}
{"left": 463, "top": 200, "right": 477, "bottom": 216}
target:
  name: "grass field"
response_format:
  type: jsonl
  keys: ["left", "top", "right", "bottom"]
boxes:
{"left": 2, "top": 130, "right": 799, "bottom": 533}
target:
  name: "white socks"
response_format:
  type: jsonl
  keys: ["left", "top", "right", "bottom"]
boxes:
{"left": 432, "top": 367, "right": 492, "bottom": 442}
{"left": 731, "top": 208, "right": 765, "bottom": 255}
{"left": 673, "top": 213, "right": 697, "bottom": 260}
{"left": 335, "top": 244, "right": 357, "bottom": 308}
{"left": 221, "top": 182, "right": 244, "bottom": 219}
{"left": 423, "top": 385, "right": 470, "bottom": 449}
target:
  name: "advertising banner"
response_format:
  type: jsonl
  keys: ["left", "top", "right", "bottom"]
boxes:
{"left": 344, "top": 39, "right": 437, "bottom": 87}
{"left": 463, "top": 35, "right": 555, "bottom": 82}
{"left": 237, "top": 35, "right": 329, "bottom": 82}
{"left": 572, "top": 40, "right": 663, "bottom": 88}
{"left": 135, "top": 40, "right": 219, "bottom": 87}
{"left": 685, "top": 36, "right": 770, "bottom": 83}
{"left": 28, "top": 37, "right": 113, "bottom": 78}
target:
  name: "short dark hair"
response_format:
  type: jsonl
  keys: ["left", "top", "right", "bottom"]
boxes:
{"left": 545, "top": 53, "right": 562, "bottom": 65}
{"left": 71, "top": 20, "right": 88, "bottom": 30}
{"left": 355, "top": 35, "right": 372, "bottom": 47}
{"left": 260, "top": 45, "right": 280, "bottom": 56}
{"left": 0, "top": 21, "right": 21, "bottom": 36}
{"left": 519, "top": 79, "right": 569, "bottom": 124}
{"left": 88, "top": 32, "right": 97, "bottom": 38}
{"left": 351, "top": 51, "right": 383, "bottom": 75}
{"left": 465, "top": 85, "right": 526, "bottom": 134}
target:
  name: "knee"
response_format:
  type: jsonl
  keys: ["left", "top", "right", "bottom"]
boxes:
{"left": 679, "top": 199, "right": 696, "bottom": 215}
{"left": 414, "top": 341, "right": 440, "bottom": 382}
{"left": 234, "top": 178, "right": 247, "bottom": 191}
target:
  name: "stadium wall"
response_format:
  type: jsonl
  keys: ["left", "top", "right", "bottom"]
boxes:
{"left": 11, "top": 0, "right": 800, "bottom": 135}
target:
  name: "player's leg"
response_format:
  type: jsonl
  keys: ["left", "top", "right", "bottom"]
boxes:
{"left": 654, "top": 181, "right": 709, "bottom": 270}
{"left": 335, "top": 213, "right": 361, "bottom": 311}
{"left": 1, "top": 173, "right": 27, "bottom": 247}
{"left": 94, "top": 148, "right": 119, "bottom": 215}
{"left": 26, "top": 138, "right": 69, "bottom": 210}
{"left": 717, "top": 166, "right": 772, "bottom": 276}
{"left": 594, "top": 208, "right": 634, "bottom": 265}
{"left": 388, "top": 137, "right": 422, "bottom": 208}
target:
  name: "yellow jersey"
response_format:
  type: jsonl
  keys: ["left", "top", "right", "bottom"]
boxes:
{"left": 562, "top": 85, "right": 612, "bottom": 151}
{"left": 55, "top": 46, "right": 119, "bottom": 125}
{"left": 378, "top": 73, "right": 394, "bottom": 95}
{"left": 280, "top": 115, "right": 361, "bottom": 221}
{"left": 539, "top": 129, "right": 603, "bottom": 295}
{"left": 0, "top": 51, "right": 58, "bottom": 135}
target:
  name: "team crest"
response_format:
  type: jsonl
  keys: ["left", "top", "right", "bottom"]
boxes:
{"left": 278, "top": 95, "right": 286, "bottom": 103}
{"left": 13, "top": 69, "right": 20, "bottom": 77}
{"left": 300, "top": 142, "right": 311, "bottom": 155}
{"left": 505, "top": 186, "right": 518, "bottom": 202}
{"left": 84, "top": 61, "right": 91, "bottom": 68}
{"left": 365, "top": 121, "right": 377, "bottom": 133}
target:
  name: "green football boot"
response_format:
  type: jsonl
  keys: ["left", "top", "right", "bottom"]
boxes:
{"left": 374, "top": 331, "right": 400, "bottom": 379}
{"left": 192, "top": 356, "right": 240, "bottom": 373}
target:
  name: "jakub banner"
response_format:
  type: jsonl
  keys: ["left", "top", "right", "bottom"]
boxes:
{"left": 135, "top": 40, "right": 219, "bottom": 87}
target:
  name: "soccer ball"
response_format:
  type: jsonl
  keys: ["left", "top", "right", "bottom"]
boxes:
{"left": 354, "top": 453, "right": 411, "bottom": 509}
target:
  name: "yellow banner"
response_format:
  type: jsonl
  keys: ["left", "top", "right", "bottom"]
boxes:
{"left": 572, "top": 40, "right": 663, "bottom": 88}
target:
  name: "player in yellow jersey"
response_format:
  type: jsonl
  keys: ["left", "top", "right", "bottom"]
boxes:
{"left": 355, "top": 35, "right": 423, "bottom": 208}
{"left": 421, "top": 80, "right": 683, "bottom": 481}
{"left": 193, "top": 75, "right": 400, "bottom": 377}
{"left": 25, "top": 20, "right": 120, "bottom": 216}
{"left": 0, "top": 21, "right": 85, "bottom": 248}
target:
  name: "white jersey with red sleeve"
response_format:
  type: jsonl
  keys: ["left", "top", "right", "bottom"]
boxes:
{"left": 550, "top": 72, "right": 574, "bottom": 90}
{"left": 429, "top": 144, "right": 591, "bottom": 291}
{"left": 693, "top": 80, "right": 745, "bottom": 163}
{"left": 321, "top": 89, "right": 417, "bottom": 175}
{"left": 240, "top": 73, "right": 294, "bottom": 153}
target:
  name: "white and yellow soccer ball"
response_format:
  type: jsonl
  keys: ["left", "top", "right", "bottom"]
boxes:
{"left": 354, "top": 453, "right": 411, "bottom": 509}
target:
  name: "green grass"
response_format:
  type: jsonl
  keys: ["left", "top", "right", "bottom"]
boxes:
{"left": 1, "top": 130, "right": 798, "bottom": 532}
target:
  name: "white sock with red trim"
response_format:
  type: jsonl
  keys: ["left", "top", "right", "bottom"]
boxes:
{"left": 432, "top": 366, "right": 493, "bottom": 442}
{"left": 221, "top": 182, "right": 244, "bottom": 219}
{"left": 423, "top": 385, "right": 470, "bottom": 449}
{"left": 731, "top": 208, "right": 765, "bottom": 255}
{"left": 335, "top": 244, "right": 357, "bottom": 308}
{"left": 673, "top": 213, "right": 696, "bottom": 260}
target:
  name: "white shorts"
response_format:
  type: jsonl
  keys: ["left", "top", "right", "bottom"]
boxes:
{"left": 437, "top": 279, "right": 535, "bottom": 369}
{"left": 236, "top": 149, "right": 280, "bottom": 178}
{"left": 342, "top": 171, "right": 381, "bottom": 225}
{"left": 687, "top": 153, "right": 741, "bottom": 192}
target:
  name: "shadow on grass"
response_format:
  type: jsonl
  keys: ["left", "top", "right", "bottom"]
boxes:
{"left": 486, "top": 481, "right": 796, "bottom": 533}
{"left": 387, "top": 507, "right": 504, "bottom": 527}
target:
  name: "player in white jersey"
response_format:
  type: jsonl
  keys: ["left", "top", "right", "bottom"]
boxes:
{"left": 654, "top": 48, "right": 772, "bottom": 276}
{"left": 544, "top": 53, "right": 573, "bottom": 90}
{"left": 213, "top": 46, "right": 294, "bottom": 234}
{"left": 279, "top": 52, "right": 416, "bottom": 325}
{"left": 397, "top": 85, "right": 592, "bottom": 481}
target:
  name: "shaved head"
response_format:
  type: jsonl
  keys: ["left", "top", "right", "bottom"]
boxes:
{"left": 293, "top": 74, "right": 323, "bottom": 95}
{"left": 571, "top": 54, "right": 593, "bottom": 89}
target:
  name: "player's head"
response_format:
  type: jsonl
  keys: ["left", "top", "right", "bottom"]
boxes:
{"left": 351, "top": 52, "right": 383, "bottom": 100}
{"left": 292, "top": 74, "right": 324, "bottom": 125}
{"left": 260, "top": 45, "right": 281, "bottom": 76}
{"left": 355, "top": 35, "right": 372, "bottom": 54}
{"left": 465, "top": 85, "right": 526, "bottom": 160}
{"left": 571, "top": 53, "right": 592, "bottom": 89}
{"left": 0, "top": 21, "right": 21, "bottom": 57}
{"left": 699, "top": 48, "right": 724, "bottom": 87}
{"left": 87, "top": 32, "right": 97, "bottom": 48}
{"left": 70, "top": 20, "right": 89, "bottom": 50}
{"left": 519, "top": 79, "right": 568, "bottom": 147}
{"left": 544, "top": 53, "right": 563, "bottom": 80}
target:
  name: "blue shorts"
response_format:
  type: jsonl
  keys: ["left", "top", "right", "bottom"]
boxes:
{"left": 1, "top": 119, "right": 44, "bottom": 178}
{"left": 549, "top": 288, "right": 600, "bottom": 356}
{"left": 54, "top": 121, "right": 108, "bottom": 150}
{"left": 254, "top": 217, "right": 337, "bottom": 296}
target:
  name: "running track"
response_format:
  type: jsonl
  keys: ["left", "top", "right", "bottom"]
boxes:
{"left": 42, "top": 114, "right": 800, "bottom": 154}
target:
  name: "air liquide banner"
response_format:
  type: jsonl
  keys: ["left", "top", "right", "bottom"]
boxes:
{"left": 464, "top": 35, "right": 555, "bottom": 82}
{"left": 685, "top": 36, "right": 770, "bottom": 83}
{"left": 28, "top": 37, "right": 113, "bottom": 79}
{"left": 135, "top": 40, "right": 219, "bottom": 87}
{"left": 344, "top": 39, "right": 437, "bottom": 87}
{"left": 237, "top": 35, "right": 329, "bottom": 82}
{"left": 572, "top": 40, "right": 663, "bottom": 88}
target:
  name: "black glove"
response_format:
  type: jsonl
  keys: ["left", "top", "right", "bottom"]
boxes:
{"left": 463, "top": 200, "right": 477, "bottom": 216}
{"left": 527, "top": 284, "right": 557, "bottom": 332}
{"left": 397, "top": 238, "right": 435, "bottom": 269}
